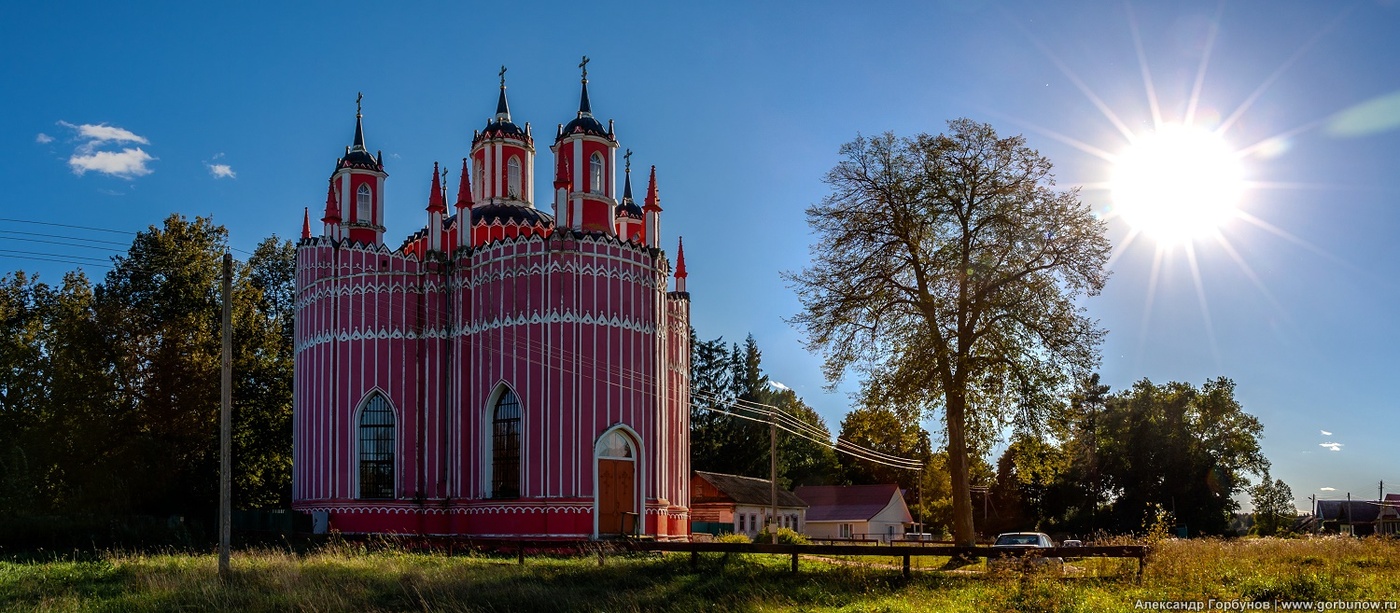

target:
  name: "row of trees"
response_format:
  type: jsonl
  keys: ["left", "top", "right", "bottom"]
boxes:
{"left": 0, "top": 215, "right": 294, "bottom": 520}
{"left": 987, "top": 375, "right": 1277, "bottom": 537}
{"left": 688, "top": 328, "right": 1279, "bottom": 536}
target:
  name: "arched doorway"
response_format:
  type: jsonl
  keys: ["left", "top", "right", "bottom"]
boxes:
{"left": 595, "top": 429, "right": 637, "bottom": 537}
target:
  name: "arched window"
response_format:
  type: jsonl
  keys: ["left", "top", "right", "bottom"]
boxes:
{"left": 356, "top": 184, "right": 372, "bottom": 222}
{"left": 358, "top": 394, "right": 394, "bottom": 499}
{"left": 492, "top": 389, "right": 522, "bottom": 499}
{"left": 475, "top": 159, "right": 485, "bottom": 200}
{"left": 590, "top": 153, "right": 604, "bottom": 195}
{"left": 597, "top": 430, "right": 633, "bottom": 458}
{"left": 507, "top": 156, "right": 522, "bottom": 199}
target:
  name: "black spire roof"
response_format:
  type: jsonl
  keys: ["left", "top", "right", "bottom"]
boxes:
{"left": 556, "top": 58, "right": 611, "bottom": 144}
{"left": 475, "top": 66, "right": 530, "bottom": 145}
{"left": 335, "top": 92, "right": 384, "bottom": 174}
{"left": 616, "top": 152, "right": 643, "bottom": 219}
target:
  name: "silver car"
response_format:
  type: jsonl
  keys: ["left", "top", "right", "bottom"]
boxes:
{"left": 989, "top": 532, "right": 1064, "bottom": 571}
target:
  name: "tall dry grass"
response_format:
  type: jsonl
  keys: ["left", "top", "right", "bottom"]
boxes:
{"left": 0, "top": 536, "right": 1397, "bottom": 612}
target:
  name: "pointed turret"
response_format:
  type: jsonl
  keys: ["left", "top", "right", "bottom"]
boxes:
{"left": 336, "top": 92, "right": 385, "bottom": 174}
{"left": 555, "top": 56, "right": 612, "bottom": 144}
{"left": 329, "top": 93, "right": 389, "bottom": 245}
{"left": 302, "top": 207, "right": 311, "bottom": 240}
{"left": 615, "top": 150, "right": 643, "bottom": 241}
{"left": 321, "top": 179, "right": 340, "bottom": 223}
{"left": 427, "top": 162, "right": 446, "bottom": 213}
{"left": 674, "top": 236, "right": 687, "bottom": 293}
{"left": 643, "top": 165, "right": 661, "bottom": 212}
{"left": 642, "top": 165, "right": 662, "bottom": 247}
{"left": 471, "top": 66, "right": 535, "bottom": 208}
{"left": 455, "top": 158, "right": 473, "bottom": 209}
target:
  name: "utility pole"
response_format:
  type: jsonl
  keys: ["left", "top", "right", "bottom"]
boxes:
{"left": 770, "top": 416, "right": 778, "bottom": 544}
{"left": 219, "top": 253, "right": 232, "bottom": 580}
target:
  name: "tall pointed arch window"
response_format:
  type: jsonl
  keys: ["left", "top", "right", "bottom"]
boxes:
{"left": 590, "top": 153, "right": 604, "bottom": 195}
{"left": 507, "top": 156, "right": 522, "bottom": 199}
{"left": 356, "top": 184, "right": 372, "bottom": 223}
{"left": 475, "top": 159, "right": 486, "bottom": 201}
{"left": 358, "top": 394, "right": 394, "bottom": 499}
{"left": 491, "top": 389, "right": 522, "bottom": 499}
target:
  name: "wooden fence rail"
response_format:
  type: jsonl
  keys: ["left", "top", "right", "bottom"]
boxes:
{"left": 627, "top": 541, "right": 1148, "bottom": 578}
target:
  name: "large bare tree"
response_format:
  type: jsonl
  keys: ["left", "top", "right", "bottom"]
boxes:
{"left": 787, "top": 119, "right": 1111, "bottom": 546}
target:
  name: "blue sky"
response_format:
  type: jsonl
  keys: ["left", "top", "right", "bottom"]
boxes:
{"left": 5, "top": 1, "right": 1399, "bottom": 511}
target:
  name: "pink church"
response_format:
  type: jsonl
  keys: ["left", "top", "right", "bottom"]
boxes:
{"left": 292, "top": 65, "right": 691, "bottom": 540}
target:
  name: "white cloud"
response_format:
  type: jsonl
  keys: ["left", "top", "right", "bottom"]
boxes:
{"left": 35, "top": 133, "right": 54, "bottom": 144}
{"left": 58, "top": 121, "right": 148, "bottom": 146}
{"left": 207, "top": 163, "right": 236, "bottom": 179}
{"left": 1319, "top": 442, "right": 1343, "bottom": 452}
{"left": 57, "top": 121, "right": 155, "bottom": 178}
{"left": 1320, "top": 430, "right": 1333, "bottom": 436}
{"left": 1320, "top": 487, "right": 1336, "bottom": 492}
{"left": 769, "top": 380, "right": 790, "bottom": 391}
{"left": 69, "top": 148, "right": 155, "bottom": 178}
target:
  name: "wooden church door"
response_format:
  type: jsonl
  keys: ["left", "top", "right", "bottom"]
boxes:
{"left": 598, "top": 459, "right": 635, "bottom": 534}
{"left": 596, "top": 431, "right": 637, "bottom": 536}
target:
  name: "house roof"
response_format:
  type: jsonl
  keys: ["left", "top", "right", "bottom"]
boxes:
{"left": 1316, "top": 500, "right": 1383, "bottom": 523}
{"left": 795, "top": 484, "right": 911, "bottom": 523}
{"left": 693, "top": 471, "right": 807, "bottom": 508}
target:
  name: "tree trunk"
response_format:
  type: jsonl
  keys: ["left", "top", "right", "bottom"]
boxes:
{"left": 946, "top": 392, "right": 976, "bottom": 547}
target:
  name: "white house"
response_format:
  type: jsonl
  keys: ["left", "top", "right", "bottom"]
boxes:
{"left": 794, "top": 484, "right": 913, "bottom": 543}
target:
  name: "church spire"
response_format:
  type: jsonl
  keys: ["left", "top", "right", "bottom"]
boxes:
{"left": 577, "top": 55, "right": 592, "bottom": 117}
{"left": 301, "top": 207, "right": 311, "bottom": 240}
{"left": 495, "top": 65, "right": 511, "bottom": 121}
{"left": 352, "top": 91, "right": 367, "bottom": 151}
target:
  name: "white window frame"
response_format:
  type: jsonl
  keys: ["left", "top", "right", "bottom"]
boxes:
{"left": 356, "top": 184, "right": 372, "bottom": 222}
{"left": 590, "top": 153, "right": 604, "bottom": 194}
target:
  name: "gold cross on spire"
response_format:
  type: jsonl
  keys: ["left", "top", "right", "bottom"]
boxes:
{"left": 579, "top": 55, "right": 590, "bottom": 81}
{"left": 356, "top": 92, "right": 363, "bottom": 115}
{"left": 624, "top": 149, "right": 632, "bottom": 172}
{"left": 499, "top": 65, "right": 507, "bottom": 88}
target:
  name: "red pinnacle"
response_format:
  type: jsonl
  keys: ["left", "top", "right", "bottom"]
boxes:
{"left": 428, "top": 162, "right": 446, "bottom": 212}
{"left": 643, "top": 165, "right": 661, "bottom": 212}
{"left": 675, "top": 236, "right": 687, "bottom": 279}
{"left": 321, "top": 179, "right": 340, "bottom": 223}
{"left": 455, "top": 158, "right": 473, "bottom": 209}
{"left": 301, "top": 207, "right": 311, "bottom": 239}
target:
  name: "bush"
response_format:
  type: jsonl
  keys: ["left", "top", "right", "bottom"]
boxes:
{"left": 715, "top": 533, "right": 752, "bottom": 544}
{"left": 754, "top": 527, "right": 810, "bottom": 545}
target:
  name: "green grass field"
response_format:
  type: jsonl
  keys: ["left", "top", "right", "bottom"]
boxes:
{"left": 1, "top": 537, "right": 1398, "bottom": 612}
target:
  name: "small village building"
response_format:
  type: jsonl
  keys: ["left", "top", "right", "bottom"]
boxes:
{"left": 689, "top": 472, "right": 807, "bottom": 538}
{"left": 795, "top": 484, "right": 913, "bottom": 543}
{"left": 1315, "top": 499, "right": 1389, "bottom": 536}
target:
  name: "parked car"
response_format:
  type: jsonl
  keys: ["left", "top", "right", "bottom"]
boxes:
{"left": 988, "top": 532, "right": 1063, "bottom": 571}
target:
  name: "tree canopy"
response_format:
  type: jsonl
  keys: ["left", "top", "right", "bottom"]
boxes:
{"left": 0, "top": 214, "right": 295, "bottom": 524}
{"left": 788, "top": 119, "right": 1111, "bottom": 545}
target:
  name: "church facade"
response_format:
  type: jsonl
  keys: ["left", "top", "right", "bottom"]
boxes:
{"left": 292, "top": 65, "right": 692, "bottom": 540}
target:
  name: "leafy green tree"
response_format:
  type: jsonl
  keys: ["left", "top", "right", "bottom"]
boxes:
{"left": 836, "top": 406, "right": 931, "bottom": 490}
{"left": 232, "top": 237, "right": 296, "bottom": 509}
{"left": 97, "top": 215, "right": 228, "bottom": 516}
{"left": 1096, "top": 377, "right": 1269, "bottom": 536}
{"left": 770, "top": 388, "right": 841, "bottom": 487}
{"left": 788, "top": 120, "right": 1111, "bottom": 545}
{"left": 1250, "top": 472, "right": 1296, "bottom": 536}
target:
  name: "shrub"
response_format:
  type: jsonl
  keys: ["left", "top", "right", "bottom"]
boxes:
{"left": 754, "top": 527, "right": 810, "bottom": 545}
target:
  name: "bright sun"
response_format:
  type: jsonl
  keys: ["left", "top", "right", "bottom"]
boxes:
{"left": 1111, "top": 123, "right": 1244, "bottom": 244}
